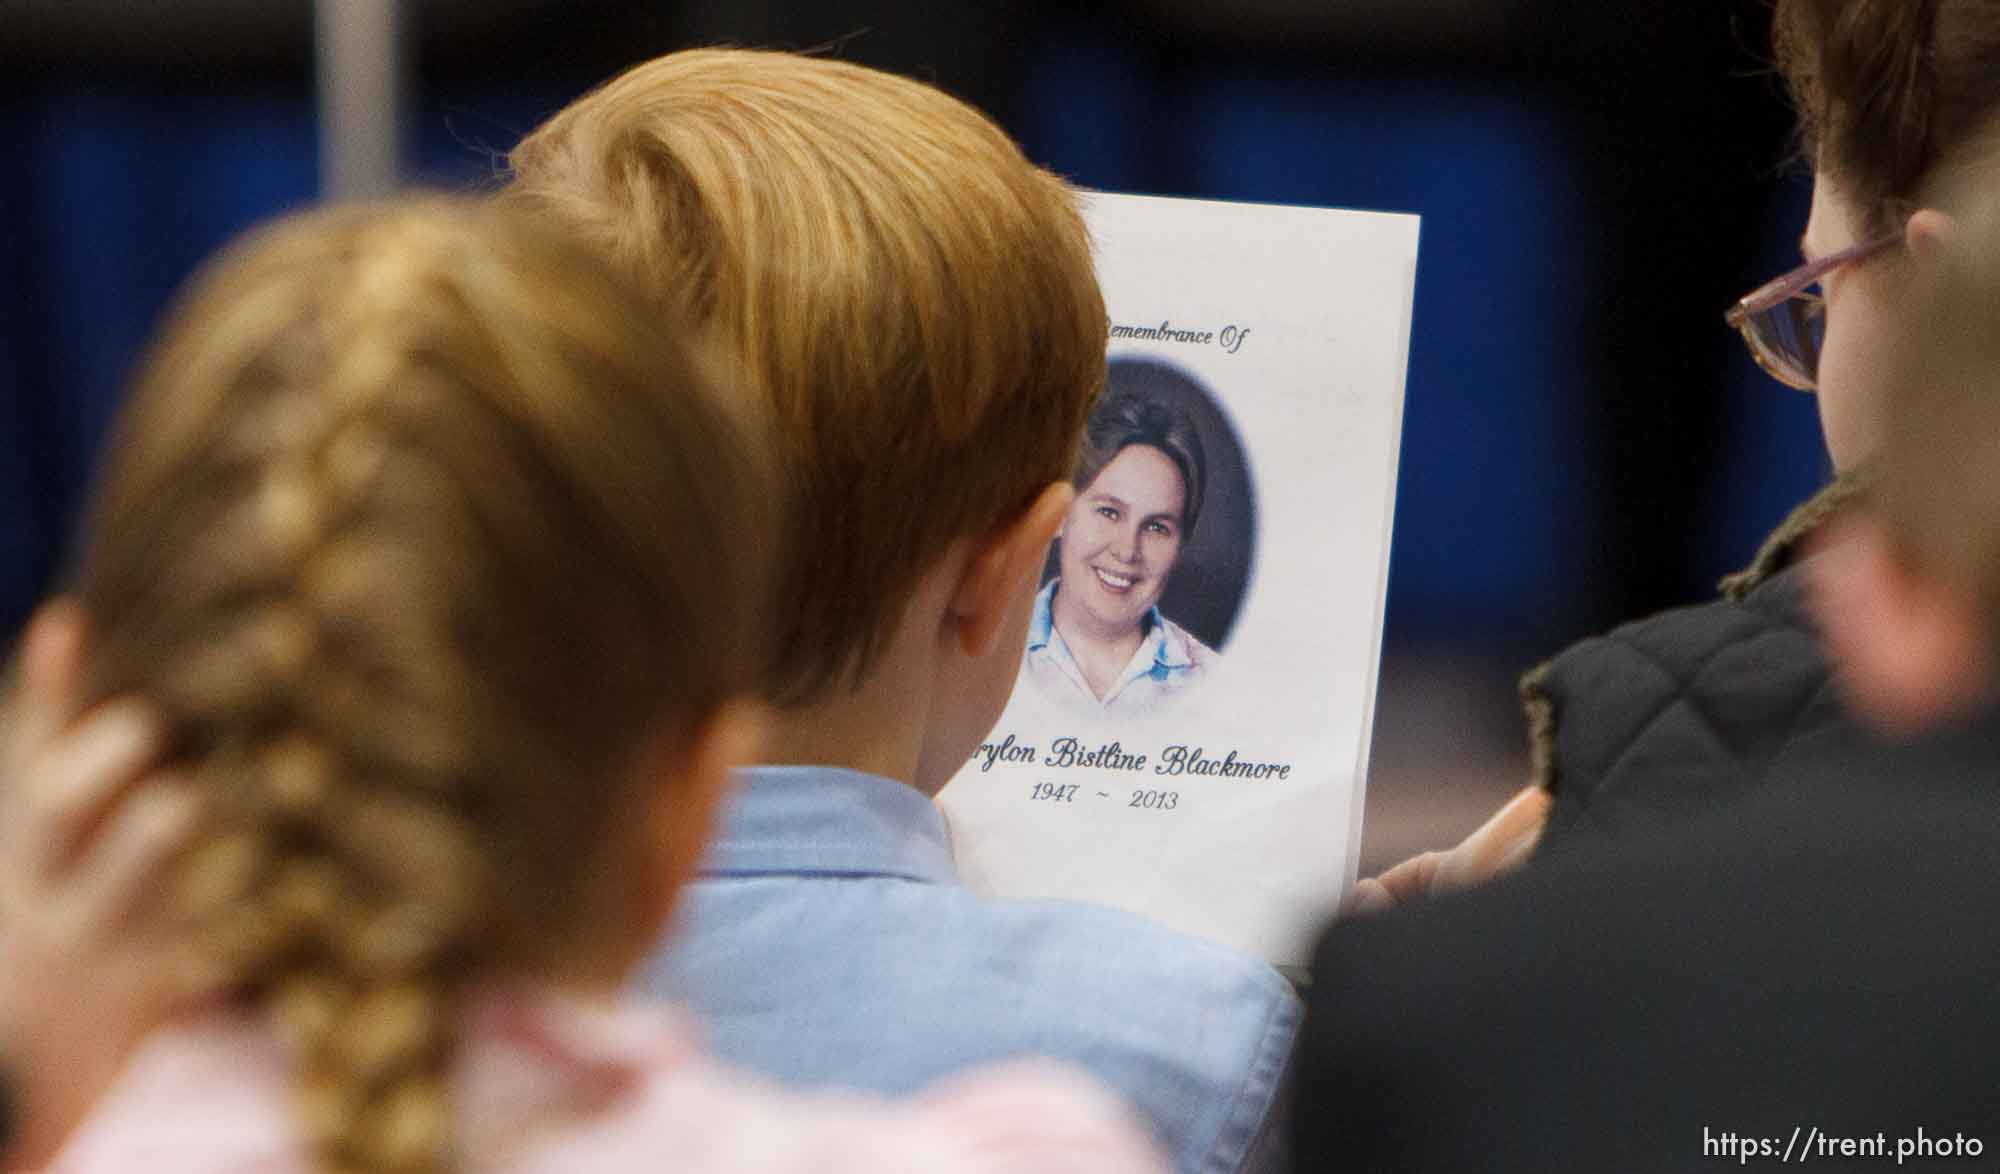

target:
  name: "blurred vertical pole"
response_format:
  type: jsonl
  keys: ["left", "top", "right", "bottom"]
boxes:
{"left": 315, "top": 0, "right": 405, "bottom": 199}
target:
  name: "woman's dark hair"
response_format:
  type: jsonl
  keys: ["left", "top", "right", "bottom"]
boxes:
{"left": 1775, "top": 0, "right": 2000, "bottom": 229}
{"left": 1075, "top": 390, "right": 1207, "bottom": 534}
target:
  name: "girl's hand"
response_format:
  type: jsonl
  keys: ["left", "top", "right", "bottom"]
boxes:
{"left": 0, "top": 603, "right": 205, "bottom": 1167}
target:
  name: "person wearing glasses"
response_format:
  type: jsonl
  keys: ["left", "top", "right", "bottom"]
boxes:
{"left": 1347, "top": 0, "right": 1952, "bottom": 910}
{"left": 1299, "top": 5, "right": 2000, "bottom": 1168}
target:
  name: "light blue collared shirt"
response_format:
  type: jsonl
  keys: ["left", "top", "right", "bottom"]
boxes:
{"left": 1025, "top": 579, "right": 1216, "bottom": 716}
{"left": 641, "top": 766, "right": 1299, "bottom": 1174}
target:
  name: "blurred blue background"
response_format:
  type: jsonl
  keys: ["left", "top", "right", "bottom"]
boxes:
{"left": 1, "top": 0, "right": 1831, "bottom": 863}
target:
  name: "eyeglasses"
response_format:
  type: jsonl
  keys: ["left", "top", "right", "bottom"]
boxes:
{"left": 1725, "top": 232, "right": 1901, "bottom": 391}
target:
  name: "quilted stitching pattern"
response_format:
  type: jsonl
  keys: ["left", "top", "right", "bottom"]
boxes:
{"left": 1534, "top": 566, "right": 1849, "bottom": 864}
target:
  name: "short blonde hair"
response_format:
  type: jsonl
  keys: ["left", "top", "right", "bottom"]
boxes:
{"left": 503, "top": 48, "right": 1107, "bottom": 704}
{"left": 73, "top": 197, "right": 773, "bottom": 1174}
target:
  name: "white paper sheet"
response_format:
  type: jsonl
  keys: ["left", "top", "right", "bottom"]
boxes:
{"left": 936, "top": 191, "right": 1419, "bottom": 967}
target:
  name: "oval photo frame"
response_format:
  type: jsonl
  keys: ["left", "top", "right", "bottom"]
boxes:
{"left": 1042, "top": 355, "right": 1259, "bottom": 652}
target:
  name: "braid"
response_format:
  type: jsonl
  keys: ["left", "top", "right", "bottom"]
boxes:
{"left": 160, "top": 230, "right": 487, "bottom": 1174}
{"left": 72, "top": 198, "right": 777, "bottom": 1173}
{"left": 287, "top": 232, "right": 490, "bottom": 1174}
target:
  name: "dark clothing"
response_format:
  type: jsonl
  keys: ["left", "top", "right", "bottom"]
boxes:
{"left": 1523, "top": 476, "right": 1868, "bottom": 859}
{"left": 1297, "top": 705, "right": 2000, "bottom": 1173}
{"left": 1292, "top": 471, "right": 2000, "bottom": 1171}
{"left": 1523, "top": 564, "right": 1856, "bottom": 862}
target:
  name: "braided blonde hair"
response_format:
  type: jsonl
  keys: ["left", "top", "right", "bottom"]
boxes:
{"left": 69, "top": 198, "right": 774, "bottom": 1173}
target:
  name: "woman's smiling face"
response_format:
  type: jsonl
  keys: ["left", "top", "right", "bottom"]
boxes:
{"left": 1057, "top": 443, "right": 1188, "bottom": 636}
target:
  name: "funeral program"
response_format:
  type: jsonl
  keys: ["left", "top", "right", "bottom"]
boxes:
{"left": 936, "top": 192, "right": 1419, "bottom": 967}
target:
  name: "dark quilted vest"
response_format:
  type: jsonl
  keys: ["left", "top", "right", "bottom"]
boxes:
{"left": 1522, "top": 475, "right": 1876, "bottom": 863}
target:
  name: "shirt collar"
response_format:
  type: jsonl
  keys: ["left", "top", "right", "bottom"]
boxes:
{"left": 1027, "top": 578, "right": 1059, "bottom": 651}
{"left": 699, "top": 765, "right": 958, "bottom": 885}
{"left": 1149, "top": 614, "right": 1193, "bottom": 670}
{"left": 1030, "top": 578, "right": 1181, "bottom": 664}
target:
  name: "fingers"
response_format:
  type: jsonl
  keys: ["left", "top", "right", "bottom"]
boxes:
{"left": 1339, "top": 854, "right": 1438, "bottom": 921}
{"left": 1492, "top": 814, "right": 1543, "bottom": 875}
{"left": 1346, "top": 787, "right": 1555, "bottom": 920}
{"left": 66, "top": 775, "right": 201, "bottom": 934}
{"left": 1438, "top": 786, "right": 1552, "bottom": 889}
{"left": 1341, "top": 876, "right": 1396, "bottom": 919}
{"left": 1485, "top": 785, "right": 1553, "bottom": 848}
{"left": 3, "top": 603, "right": 88, "bottom": 776}
{"left": 1373, "top": 850, "right": 1445, "bottom": 906}
{"left": 20, "top": 702, "right": 172, "bottom": 883}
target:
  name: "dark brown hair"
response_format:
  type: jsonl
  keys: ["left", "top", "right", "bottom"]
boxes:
{"left": 1075, "top": 392, "right": 1207, "bottom": 536}
{"left": 1775, "top": 0, "right": 2000, "bottom": 227}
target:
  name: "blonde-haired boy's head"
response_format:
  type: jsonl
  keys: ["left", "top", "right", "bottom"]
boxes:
{"left": 503, "top": 48, "right": 1107, "bottom": 705}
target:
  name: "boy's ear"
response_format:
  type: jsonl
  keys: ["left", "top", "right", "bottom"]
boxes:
{"left": 1807, "top": 513, "right": 1992, "bottom": 735}
{"left": 949, "top": 482, "right": 1074, "bottom": 658}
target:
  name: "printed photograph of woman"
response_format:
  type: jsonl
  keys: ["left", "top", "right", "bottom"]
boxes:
{"left": 1023, "top": 359, "right": 1256, "bottom": 716}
